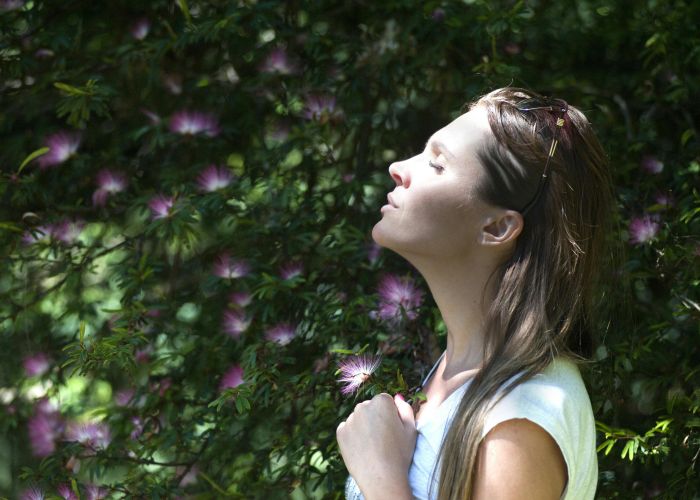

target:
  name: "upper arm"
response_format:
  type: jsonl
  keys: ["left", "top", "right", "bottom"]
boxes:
{"left": 472, "top": 418, "right": 568, "bottom": 500}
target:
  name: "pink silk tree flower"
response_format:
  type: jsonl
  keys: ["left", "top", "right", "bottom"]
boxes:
{"left": 84, "top": 484, "right": 109, "bottom": 500}
{"left": 228, "top": 291, "right": 252, "bottom": 308}
{"left": 264, "top": 323, "right": 296, "bottom": 346}
{"left": 93, "top": 168, "right": 128, "bottom": 206}
{"left": 219, "top": 364, "right": 245, "bottom": 392}
{"left": 56, "top": 484, "right": 78, "bottom": 500}
{"left": 65, "top": 421, "right": 112, "bottom": 451}
{"left": 640, "top": 155, "right": 664, "bottom": 174}
{"left": 148, "top": 194, "right": 174, "bottom": 219}
{"left": 19, "top": 486, "right": 45, "bottom": 500}
{"left": 653, "top": 191, "right": 675, "bottom": 209}
{"left": 37, "top": 131, "right": 81, "bottom": 169}
{"left": 169, "top": 110, "right": 220, "bottom": 137}
{"left": 629, "top": 214, "right": 661, "bottom": 245}
{"left": 196, "top": 164, "right": 234, "bottom": 192}
{"left": 114, "top": 388, "right": 135, "bottom": 407}
{"left": 130, "top": 17, "right": 150, "bottom": 40}
{"left": 303, "top": 94, "right": 340, "bottom": 122}
{"left": 223, "top": 310, "right": 251, "bottom": 339}
{"left": 337, "top": 353, "right": 382, "bottom": 396}
{"left": 279, "top": 261, "right": 303, "bottom": 280}
{"left": 367, "top": 241, "right": 382, "bottom": 264}
{"left": 0, "top": 0, "right": 25, "bottom": 12}
{"left": 375, "top": 274, "right": 424, "bottom": 323}
{"left": 22, "top": 224, "right": 54, "bottom": 245}
{"left": 27, "top": 400, "right": 63, "bottom": 457}
{"left": 213, "top": 253, "right": 250, "bottom": 279}
{"left": 23, "top": 352, "right": 51, "bottom": 377}
{"left": 53, "top": 219, "right": 84, "bottom": 245}
{"left": 260, "top": 47, "right": 298, "bottom": 75}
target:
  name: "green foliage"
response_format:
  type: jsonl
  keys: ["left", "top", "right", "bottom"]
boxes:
{"left": 1, "top": 0, "right": 699, "bottom": 498}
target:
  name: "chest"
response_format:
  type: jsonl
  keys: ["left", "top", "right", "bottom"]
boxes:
{"left": 414, "top": 376, "right": 470, "bottom": 426}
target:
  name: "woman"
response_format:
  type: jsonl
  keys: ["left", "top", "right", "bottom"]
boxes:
{"left": 338, "top": 87, "right": 616, "bottom": 499}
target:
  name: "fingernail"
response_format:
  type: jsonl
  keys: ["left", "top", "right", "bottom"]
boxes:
{"left": 395, "top": 393, "right": 405, "bottom": 402}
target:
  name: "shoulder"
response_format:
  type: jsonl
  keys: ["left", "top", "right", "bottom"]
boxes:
{"left": 473, "top": 418, "right": 567, "bottom": 500}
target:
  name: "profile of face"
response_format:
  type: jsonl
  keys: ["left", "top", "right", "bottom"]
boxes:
{"left": 372, "top": 104, "right": 521, "bottom": 263}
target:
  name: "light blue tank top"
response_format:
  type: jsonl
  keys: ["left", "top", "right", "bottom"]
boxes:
{"left": 344, "top": 351, "right": 598, "bottom": 499}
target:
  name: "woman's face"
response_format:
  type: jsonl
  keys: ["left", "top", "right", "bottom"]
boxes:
{"left": 372, "top": 104, "right": 498, "bottom": 260}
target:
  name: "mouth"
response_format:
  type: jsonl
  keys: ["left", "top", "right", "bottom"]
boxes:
{"left": 387, "top": 193, "right": 398, "bottom": 208}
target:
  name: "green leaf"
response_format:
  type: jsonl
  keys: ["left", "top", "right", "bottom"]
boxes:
{"left": 54, "top": 81, "right": 91, "bottom": 95}
{"left": 17, "top": 147, "right": 50, "bottom": 173}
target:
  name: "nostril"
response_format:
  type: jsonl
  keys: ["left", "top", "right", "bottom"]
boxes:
{"left": 389, "top": 164, "right": 403, "bottom": 185}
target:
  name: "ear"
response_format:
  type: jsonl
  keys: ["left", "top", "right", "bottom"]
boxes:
{"left": 479, "top": 210, "right": 523, "bottom": 246}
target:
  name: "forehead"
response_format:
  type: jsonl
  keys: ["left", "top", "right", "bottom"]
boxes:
{"left": 428, "top": 105, "right": 491, "bottom": 171}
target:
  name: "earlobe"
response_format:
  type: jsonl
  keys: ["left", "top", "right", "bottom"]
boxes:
{"left": 481, "top": 212, "right": 522, "bottom": 245}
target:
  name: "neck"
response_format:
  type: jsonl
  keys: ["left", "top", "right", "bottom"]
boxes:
{"left": 405, "top": 251, "right": 500, "bottom": 378}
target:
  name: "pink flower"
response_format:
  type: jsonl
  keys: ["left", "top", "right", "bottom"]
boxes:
{"left": 266, "top": 121, "right": 290, "bottom": 145}
{"left": 641, "top": 155, "right": 664, "bottom": 174}
{"left": 213, "top": 253, "right": 250, "bottom": 279}
{"left": 0, "top": 0, "right": 25, "bottom": 12}
{"left": 653, "top": 191, "right": 674, "bottom": 209}
{"left": 93, "top": 168, "right": 128, "bottom": 206}
{"left": 279, "top": 261, "right": 303, "bottom": 280}
{"left": 130, "top": 416, "right": 145, "bottom": 440}
{"left": 56, "top": 484, "right": 78, "bottom": 500}
{"left": 84, "top": 484, "right": 108, "bottom": 500}
{"left": 23, "top": 352, "right": 51, "bottom": 377}
{"left": 114, "top": 388, "right": 135, "bottom": 407}
{"left": 27, "top": 400, "right": 63, "bottom": 457}
{"left": 65, "top": 420, "right": 111, "bottom": 451}
{"left": 223, "top": 310, "right": 251, "bottom": 339}
{"left": 264, "top": 323, "right": 296, "bottom": 346}
{"left": 19, "top": 486, "right": 45, "bottom": 500}
{"left": 169, "top": 110, "right": 220, "bottom": 137}
{"left": 431, "top": 8, "right": 446, "bottom": 21}
{"left": 219, "top": 364, "right": 245, "bottom": 392}
{"left": 367, "top": 242, "right": 382, "bottom": 264}
{"left": 228, "top": 291, "right": 252, "bottom": 308}
{"left": 374, "top": 274, "right": 424, "bottom": 323}
{"left": 260, "top": 47, "right": 298, "bottom": 75}
{"left": 196, "top": 164, "right": 234, "bottom": 192}
{"left": 629, "top": 214, "right": 661, "bottom": 245}
{"left": 337, "top": 353, "right": 382, "bottom": 396}
{"left": 22, "top": 224, "right": 54, "bottom": 245}
{"left": 37, "top": 131, "right": 81, "bottom": 169}
{"left": 53, "top": 219, "right": 84, "bottom": 244}
{"left": 303, "top": 94, "right": 341, "bottom": 122}
{"left": 130, "top": 17, "right": 150, "bottom": 40}
{"left": 148, "top": 194, "right": 175, "bottom": 219}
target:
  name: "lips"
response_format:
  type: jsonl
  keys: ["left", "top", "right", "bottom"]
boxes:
{"left": 387, "top": 193, "right": 398, "bottom": 208}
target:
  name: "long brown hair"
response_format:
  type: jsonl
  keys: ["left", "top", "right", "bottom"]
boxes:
{"left": 430, "top": 87, "right": 620, "bottom": 499}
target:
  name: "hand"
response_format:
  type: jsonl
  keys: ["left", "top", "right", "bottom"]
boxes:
{"left": 336, "top": 393, "right": 417, "bottom": 498}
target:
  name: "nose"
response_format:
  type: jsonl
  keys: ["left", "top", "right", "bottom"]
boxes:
{"left": 388, "top": 161, "right": 409, "bottom": 188}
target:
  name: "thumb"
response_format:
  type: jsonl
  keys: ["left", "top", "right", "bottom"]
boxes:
{"left": 394, "top": 393, "right": 415, "bottom": 426}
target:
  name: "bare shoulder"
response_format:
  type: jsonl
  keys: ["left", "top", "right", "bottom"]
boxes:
{"left": 472, "top": 418, "right": 568, "bottom": 500}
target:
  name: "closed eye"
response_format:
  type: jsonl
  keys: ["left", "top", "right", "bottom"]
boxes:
{"left": 428, "top": 160, "right": 444, "bottom": 173}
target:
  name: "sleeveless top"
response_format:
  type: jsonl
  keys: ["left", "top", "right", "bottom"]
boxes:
{"left": 344, "top": 351, "right": 598, "bottom": 500}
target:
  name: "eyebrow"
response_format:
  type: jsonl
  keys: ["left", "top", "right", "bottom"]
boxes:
{"left": 425, "top": 137, "right": 456, "bottom": 162}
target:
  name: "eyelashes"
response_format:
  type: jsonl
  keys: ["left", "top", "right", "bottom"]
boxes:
{"left": 428, "top": 160, "right": 445, "bottom": 173}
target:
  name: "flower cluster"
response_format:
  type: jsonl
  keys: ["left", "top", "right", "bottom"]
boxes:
{"left": 37, "top": 131, "right": 81, "bottom": 169}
